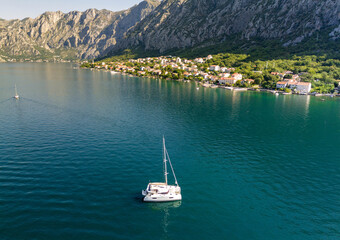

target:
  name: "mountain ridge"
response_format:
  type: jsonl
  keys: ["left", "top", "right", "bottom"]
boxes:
{"left": 1, "top": 0, "right": 339, "bottom": 62}
{"left": 0, "top": 0, "right": 160, "bottom": 61}
{"left": 110, "top": 0, "right": 340, "bottom": 55}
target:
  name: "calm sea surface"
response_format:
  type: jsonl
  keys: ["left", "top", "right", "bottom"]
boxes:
{"left": 0, "top": 63, "right": 339, "bottom": 240}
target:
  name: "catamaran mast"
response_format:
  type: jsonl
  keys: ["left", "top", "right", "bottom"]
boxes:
{"left": 163, "top": 136, "right": 168, "bottom": 185}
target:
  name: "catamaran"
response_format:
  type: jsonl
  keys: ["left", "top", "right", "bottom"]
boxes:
{"left": 14, "top": 84, "right": 19, "bottom": 99}
{"left": 142, "top": 137, "right": 181, "bottom": 202}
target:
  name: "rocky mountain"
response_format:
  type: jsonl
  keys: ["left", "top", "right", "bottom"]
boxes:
{"left": 0, "top": 0, "right": 160, "bottom": 61}
{"left": 113, "top": 0, "right": 340, "bottom": 54}
{"left": 1, "top": 0, "right": 339, "bottom": 61}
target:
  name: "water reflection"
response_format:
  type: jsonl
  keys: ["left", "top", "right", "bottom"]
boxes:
{"left": 146, "top": 201, "right": 182, "bottom": 238}
{"left": 230, "top": 90, "right": 241, "bottom": 119}
{"left": 304, "top": 95, "right": 311, "bottom": 117}
{"left": 146, "top": 201, "right": 182, "bottom": 211}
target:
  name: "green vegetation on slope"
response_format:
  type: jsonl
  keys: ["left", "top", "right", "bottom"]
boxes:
{"left": 98, "top": 28, "right": 340, "bottom": 93}
{"left": 201, "top": 53, "right": 339, "bottom": 92}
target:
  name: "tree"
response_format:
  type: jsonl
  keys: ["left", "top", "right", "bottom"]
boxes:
{"left": 234, "top": 80, "right": 242, "bottom": 87}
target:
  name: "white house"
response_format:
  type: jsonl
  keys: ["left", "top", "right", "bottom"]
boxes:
{"left": 209, "top": 65, "right": 220, "bottom": 71}
{"left": 219, "top": 78, "right": 238, "bottom": 85}
{"left": 194, "top": 58, "right": 204, "bottom": 63}
{"left": 231, "top": 73, "right": 242, "bottom": 80}
{"left": 220, "top": 67, "right": 229, "bottom": 73}
{"left": 293, "top": 82, "right": 311, "bottom": 93}
{"left": 277, "top": 81, "right": 311, "bottom": 93}
{"left": 276, "top": 81, "right": 288, "bottom": 88}
{"left": 220, "top": 73, "right": 230, "bottom": 78}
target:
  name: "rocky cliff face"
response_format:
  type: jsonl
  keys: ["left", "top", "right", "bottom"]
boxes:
{"left": 1, "top": 0, "right": 339, "bottom": 60}
{"left": 0, "top": 0, "right": 160, "bottom": 60}
{"left": 116, "top": 0, "right": 340, "bottom": 53}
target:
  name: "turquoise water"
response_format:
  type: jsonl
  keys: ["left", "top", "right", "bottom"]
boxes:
{"left": 0, "top": 63, "right": 339, "bottom": 240}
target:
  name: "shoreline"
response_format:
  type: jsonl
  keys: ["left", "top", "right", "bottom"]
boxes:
{"left": 81, "top": 67, "right": 340, "bottom": 98}
{"left": 198, "top": 82, "right": 339, "bottom": 97}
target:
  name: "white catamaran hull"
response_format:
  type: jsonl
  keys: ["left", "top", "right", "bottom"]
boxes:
{"left": 143, "top": 193, "right": 182, "bottom": 202}
{"left": 142, "top": 183, "right": 181, "bottom": 202}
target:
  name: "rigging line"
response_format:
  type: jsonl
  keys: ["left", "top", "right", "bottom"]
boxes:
{"left": 165, "top": 149, "right": 178, "bottom": 186}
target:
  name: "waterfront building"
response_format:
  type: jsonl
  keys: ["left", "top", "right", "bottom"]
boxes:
{"left": 277, "top": 81, "right": 311, "bottom": 93}
{"left": 291, "top": 82, "right": 311, "bottom": 93}
{"left": 276, "top": 81, "right": 288, "bottom": 88}
{"left": 219, "top": 77, "right": 238, "bottom": 85}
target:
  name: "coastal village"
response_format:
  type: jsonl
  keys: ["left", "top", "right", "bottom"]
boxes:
{"left": 83, "top": 55, "right": 339, "bottom": 96}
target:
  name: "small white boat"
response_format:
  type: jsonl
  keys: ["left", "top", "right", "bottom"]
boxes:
{"left": 142, "top": 137, "right": 181, "bottom": 202}
{"left": 14, "top": 84, "right": 19, "bottom": 99}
